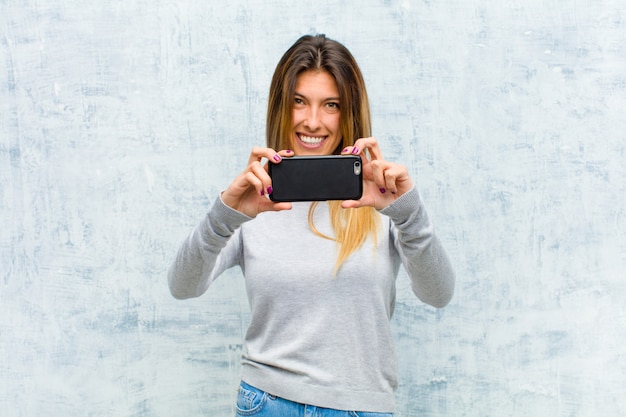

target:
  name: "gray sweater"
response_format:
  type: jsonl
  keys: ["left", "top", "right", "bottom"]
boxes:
{"left": 168, "top": 186, "right": 455, "bottom": 412}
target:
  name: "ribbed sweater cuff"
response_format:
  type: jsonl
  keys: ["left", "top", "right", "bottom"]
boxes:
{"left": 205, "top": 194, "right": 253, "bottom": 238}
{"left": 379, "top": 185, "right": 423, "bottom": 220}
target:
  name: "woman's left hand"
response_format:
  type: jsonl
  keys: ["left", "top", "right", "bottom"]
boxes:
{"left": 340, "top": 137, "right": 414, "bottom": 210}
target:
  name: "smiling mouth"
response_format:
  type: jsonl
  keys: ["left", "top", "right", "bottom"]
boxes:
{"left": 298, "top": 134, "right": 327, "bottom": 146}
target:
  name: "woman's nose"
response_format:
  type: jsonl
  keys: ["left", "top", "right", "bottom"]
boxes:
{"left": 304, "top": 107, "right": 320, "bottom": 130}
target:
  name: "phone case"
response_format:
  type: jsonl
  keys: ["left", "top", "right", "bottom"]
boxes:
{"left": 268, "top": 155, "right": 363, "bottom": 202}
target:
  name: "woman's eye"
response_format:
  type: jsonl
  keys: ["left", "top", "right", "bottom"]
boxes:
{"left": 294, "top": 97, "right": 304, "bottom": 105}
{"left": 327, "top": 102, "right": 340, "bottom": 109}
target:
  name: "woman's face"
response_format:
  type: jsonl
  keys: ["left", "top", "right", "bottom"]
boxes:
{"left": 289, "top": 70, "right": 342, "bottom": 155}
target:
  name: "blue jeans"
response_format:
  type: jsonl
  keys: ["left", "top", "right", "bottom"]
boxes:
{"left": 235, "top": 381, "right": 394, "bottom": 417}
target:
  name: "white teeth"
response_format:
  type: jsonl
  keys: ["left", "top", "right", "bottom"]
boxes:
{"left": 300, "top": 135, "right": 325, "bottom": 144}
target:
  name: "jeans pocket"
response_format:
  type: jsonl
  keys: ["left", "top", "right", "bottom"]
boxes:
{"left": 235, "top": 382, "right": 268, "bottom": 416}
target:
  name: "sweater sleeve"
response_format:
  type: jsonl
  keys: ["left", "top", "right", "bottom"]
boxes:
{"left": 380, "top": 186, "right": 455, "bottom": 308}
{"left": 168, "top": 195, "right": 252, "bottom": 299}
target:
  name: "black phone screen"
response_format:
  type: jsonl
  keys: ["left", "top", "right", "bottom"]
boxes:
{"left": 268, "top": 155, "right": 363, "bottom": 202}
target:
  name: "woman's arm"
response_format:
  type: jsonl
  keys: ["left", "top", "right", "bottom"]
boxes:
{"left": 168, "top": 147, "right": 293, "bottom": 299}
{"left": 381, "top": 186, "right": 455, "bottom": 308}
{"left": 168, "top": 196, "right": 251, "bottom": 299}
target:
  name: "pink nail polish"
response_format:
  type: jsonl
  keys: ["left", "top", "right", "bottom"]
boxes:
{"left": 380, "top": 188, "right": 387, "bottom": 194}
{"left": 267, "top": 186, "right": 273, "bottom": 195}
{"left": 273, "top": 154, "right": 282, "bottom": 162}
{"left": 352, "top": 146, "right": 359, "bottom": 155}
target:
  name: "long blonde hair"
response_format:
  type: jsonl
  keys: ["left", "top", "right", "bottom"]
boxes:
{"left": 267, "top": 34, "right": 380, "bottom": 272}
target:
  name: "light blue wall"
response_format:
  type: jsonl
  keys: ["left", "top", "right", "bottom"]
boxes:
{"left": 1, "top": 1, "right": 625, "bottom": 416}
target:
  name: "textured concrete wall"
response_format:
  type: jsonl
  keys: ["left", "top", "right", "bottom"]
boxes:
{"left": 1, "top": 1, "right": 625, "bottom": 416}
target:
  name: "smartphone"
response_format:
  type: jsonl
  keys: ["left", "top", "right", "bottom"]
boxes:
{"left": 268, "top": 155, "right": 363, "bottom": 202}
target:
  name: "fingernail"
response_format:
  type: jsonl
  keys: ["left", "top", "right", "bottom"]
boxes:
{"left": 351, "top": 146, "right": 359, "bottom": 155}
{"left": 380, "top": 188, "right": 387, "bottom": 194}
{"left": 260, "top": 189, "right": 265, "bottom": 196}
{"left": 342, "top": 147, "right": 349, "bottom": 153}
{"left": 285, "top": 150, "right": 293, "bottom": 153}
{"left": 273, "top": 154, "right": 282, "bottom": 162}
{"left": 267, "top": 186, "right": 273, "bottom": 195}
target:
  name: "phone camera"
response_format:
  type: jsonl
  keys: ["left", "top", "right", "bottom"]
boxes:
{"left": 353, "top": 161, "right": 362, "bottom": 175}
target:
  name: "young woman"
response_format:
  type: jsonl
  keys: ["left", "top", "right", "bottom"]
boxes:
{"left": 168, "top": 34, "right": 455, "bottom": 416}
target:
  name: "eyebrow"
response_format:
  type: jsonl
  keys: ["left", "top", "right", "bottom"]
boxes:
{"left": 294, "top": 92, "right": 341, "bottom": 101}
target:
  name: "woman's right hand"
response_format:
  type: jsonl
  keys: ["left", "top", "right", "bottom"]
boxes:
{"left": 221, "top": 147, "right": 293, "bottom": 217}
